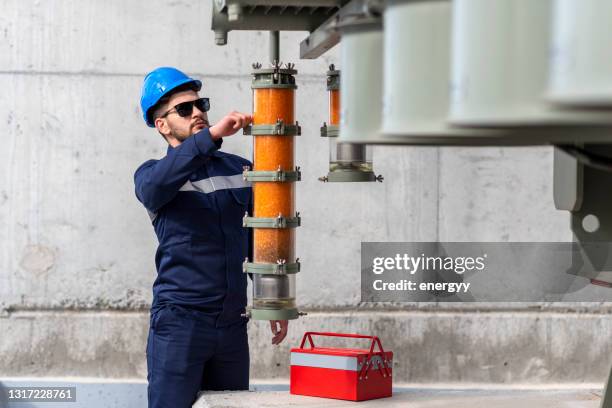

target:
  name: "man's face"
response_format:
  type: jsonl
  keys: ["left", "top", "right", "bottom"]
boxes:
{"left": 154, "top": 89, "right": 210, "bottom": 146}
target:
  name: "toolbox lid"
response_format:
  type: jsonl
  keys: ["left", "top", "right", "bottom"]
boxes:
{"left": 290, "top": 349, "right": 393, "bottom": 372}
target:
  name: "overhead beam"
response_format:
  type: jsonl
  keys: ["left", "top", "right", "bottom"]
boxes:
{"left": 299, "top": 0, "right": 383, "bottom": 59}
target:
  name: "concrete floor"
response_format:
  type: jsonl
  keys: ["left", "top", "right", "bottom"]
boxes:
{"left": 194, "top": 388, "right": 602, "bottom": 408}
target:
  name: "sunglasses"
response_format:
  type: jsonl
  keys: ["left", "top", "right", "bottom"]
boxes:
{"left": 161, "top": 97, "right": 210, "bottom": 118}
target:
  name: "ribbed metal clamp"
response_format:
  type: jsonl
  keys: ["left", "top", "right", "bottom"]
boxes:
{"left": 243, "top": 258, "right": 301, "bottom": 275}
{"left": 320, "top": 122, "right": 339, "bottom": 137}
{"left": 243, "top": 119, "right": 301, "bottom": 136}
{"left": 243, "top": 212, "right": 301, "bottom": 228}
{"left": 243, "top": 166, "right": 301, "bottom": 182}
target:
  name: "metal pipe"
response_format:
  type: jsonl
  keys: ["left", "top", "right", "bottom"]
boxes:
{"left": 336, "top": 143, "right": 366, "bottom": 162}
{"left": 270, "top": 30, "right": 280, "bottom": 63}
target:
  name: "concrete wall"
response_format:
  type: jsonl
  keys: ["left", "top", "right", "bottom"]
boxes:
{"left": 1, "top": 0, "right": 608, "bottom": 386}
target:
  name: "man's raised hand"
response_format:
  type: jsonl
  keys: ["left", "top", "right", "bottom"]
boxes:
{"left": 209, "top": 111, "right": 253, "bottom": 140}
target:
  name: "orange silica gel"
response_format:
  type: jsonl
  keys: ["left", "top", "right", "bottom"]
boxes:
{"left": 329, "top": 89, "right": 340, "bottom": 125}
{"left": 252, "top": 87, "right": 296, "bottom": 263}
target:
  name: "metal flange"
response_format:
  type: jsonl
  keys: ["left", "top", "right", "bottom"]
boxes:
{"left": 243, "top": 166, "right": 301, "bottom": 182}
{"left": 319, "top": 171, "right": 384, "bottom": 183}
{"left": 243, "top": 212, "right": 301, "bottom": 228}
{"left": 243, "top": 119, "right": 301, "bottom": 136}
{"left": 327, "top": 64, "right": 340, "bottom": 91}
{"left": 320, "top": 122, "right": 339, "bottom": 137}
{"left": 243, "top": 259, "right": 301, "bottom": 275}
{"left": 251, "top": 62, "right": 298, "bottom": 89}
{"left": 242, "top": 308, "right": 307, "bottom": 321}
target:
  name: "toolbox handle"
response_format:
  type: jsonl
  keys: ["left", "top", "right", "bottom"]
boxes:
{"left": 299, "top": 332, "right": 381, "bottom": 349}
{"left": 298, "top": 332, "right": 391, "bottom": 379}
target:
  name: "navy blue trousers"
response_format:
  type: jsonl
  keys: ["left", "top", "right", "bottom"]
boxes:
{"left": 146, "top": 305, "right": 249, "bottom": 408}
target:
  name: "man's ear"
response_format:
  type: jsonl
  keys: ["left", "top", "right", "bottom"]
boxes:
{"left": 154, "top": 117, "right": 170, "bottom": 139}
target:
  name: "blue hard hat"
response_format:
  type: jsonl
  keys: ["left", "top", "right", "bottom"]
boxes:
{"left": 140, "top": 67, "right": 202, "bottom": 127}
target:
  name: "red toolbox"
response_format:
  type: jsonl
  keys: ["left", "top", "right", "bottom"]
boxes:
{"left": 290, "top": 332, "right": 393, "bottom": 401}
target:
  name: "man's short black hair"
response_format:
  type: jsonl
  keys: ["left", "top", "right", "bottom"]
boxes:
{"left": 150, "top": 82, "right": 200, "bottom": 125}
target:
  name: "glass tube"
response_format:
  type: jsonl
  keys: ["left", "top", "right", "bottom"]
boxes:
{"left": 252, "top": 274, "right": 296, "bottom": 310}
{"left": 252, "top": 87, "right": 296, "bottom": 264}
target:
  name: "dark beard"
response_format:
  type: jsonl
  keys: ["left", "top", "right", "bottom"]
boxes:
{"left": 170, "top": 119, "right": 210, "bottom": 140}
{"left": 170, "top": 130, "right": 191, "bottom": 142}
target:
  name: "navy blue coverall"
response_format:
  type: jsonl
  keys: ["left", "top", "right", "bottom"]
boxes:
{"left": 134, "top": 128, "right": 252, "bottom": 408}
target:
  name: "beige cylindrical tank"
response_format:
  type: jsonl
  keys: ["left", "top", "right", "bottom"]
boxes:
{"left": 548, "top": 0, "right": 612, "bottom": 108}
{"left": 448, "top": 0, "right": 611, "bottom": 126}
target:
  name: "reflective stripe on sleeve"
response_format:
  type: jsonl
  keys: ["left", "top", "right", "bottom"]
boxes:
{"left": 147, "top": 209, "right": 158, "bottom": 222}
{"left": 180, "top": 174, "right": 251, "bottom": 194}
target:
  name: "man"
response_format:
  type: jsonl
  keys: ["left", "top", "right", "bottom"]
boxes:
{"left": 135, "top": 67, "right": 288, "bottom": 408}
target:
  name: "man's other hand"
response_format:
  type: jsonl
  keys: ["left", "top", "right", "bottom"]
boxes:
{"left": 209, "top": 111, "right": 253, "bottom": 140}
{"left": 270, "top": 320, "right": 288, "bottom": 345}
